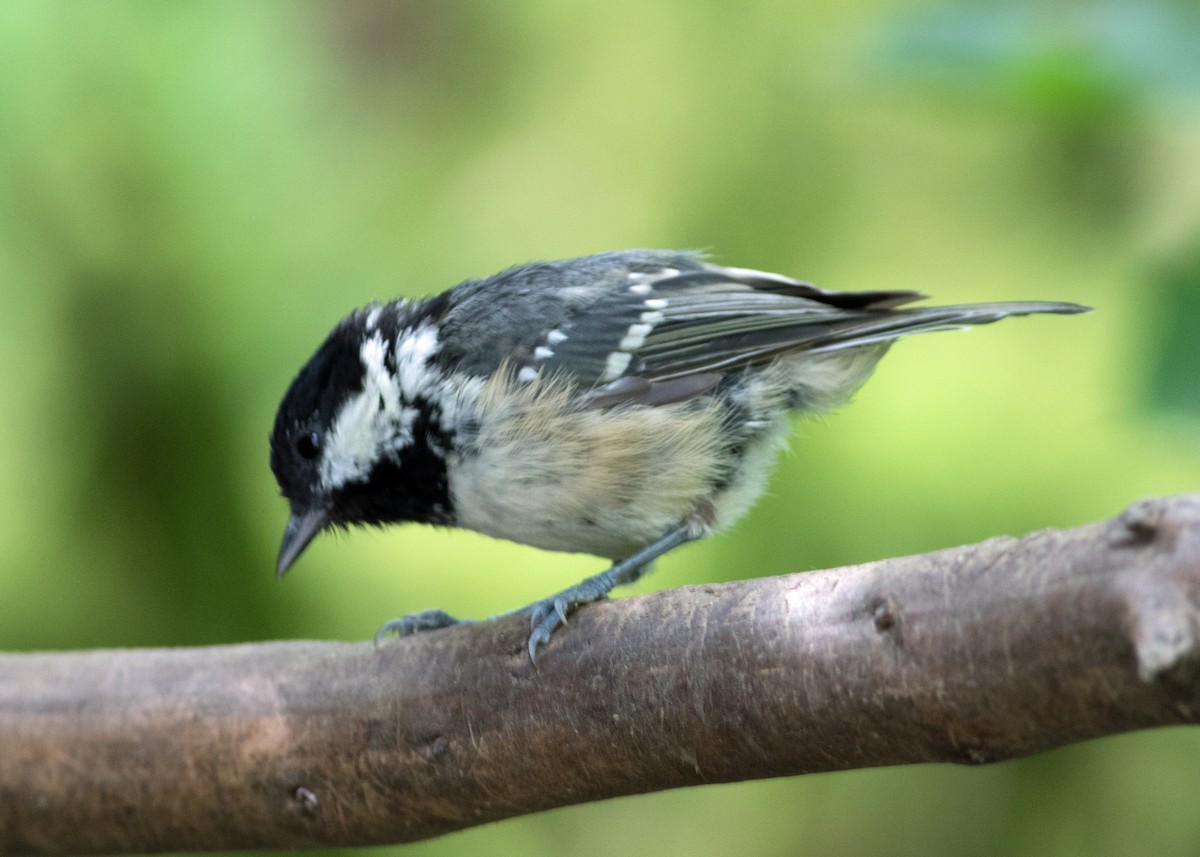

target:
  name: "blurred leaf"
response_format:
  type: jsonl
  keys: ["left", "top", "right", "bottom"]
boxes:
{"left": 1145, "top": 240, "right": 1200, "bottom": 419}
{"left": 869, "top": 0, "right": 1200, "bottom": 227}
{"left": 875, "top": 0, "right": 1200, "bottom": 114}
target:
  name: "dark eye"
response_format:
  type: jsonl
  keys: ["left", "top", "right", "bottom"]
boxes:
{"left": 296, "top": 431, "right": 321, "bottom": 460}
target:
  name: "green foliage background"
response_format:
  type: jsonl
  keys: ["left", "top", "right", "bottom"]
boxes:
{"left": 1, "top": 1, "right": 1199, "bottom": 855}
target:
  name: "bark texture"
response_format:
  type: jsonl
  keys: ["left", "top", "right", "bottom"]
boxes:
{"left": 2, "top": 495, "right": 1199, "bottom": 854}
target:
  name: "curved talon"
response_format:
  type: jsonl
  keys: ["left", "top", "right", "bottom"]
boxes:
{"left": 525, "top": 595, "right": 593, "bottom": 663}
{"left": 525, "top": 598, "right": 568, "bottom": 663}
{"left": 527, "top": 612, "right": 562, "bottom": 664}
{"left": 528, "top": 597, "right": 571, "bottom": 631}
{"left": 374, "top": 609, "right": 463, "bottom": 647}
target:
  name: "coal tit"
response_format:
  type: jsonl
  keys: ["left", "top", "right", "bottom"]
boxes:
{"left": 270, "top": 250, "right": 1088, "bottom": 659}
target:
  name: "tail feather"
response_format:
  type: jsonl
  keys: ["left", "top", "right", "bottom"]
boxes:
{"left": 807, "top": 301, "right": 1090, "bottom": 354}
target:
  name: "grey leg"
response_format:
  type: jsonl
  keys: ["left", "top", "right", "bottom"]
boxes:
{"left": 522, "top": 524, "right": 698, "bottom": 662}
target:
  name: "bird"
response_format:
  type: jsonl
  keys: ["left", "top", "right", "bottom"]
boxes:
{"left": 269, "top": 249, "right": 1089, "bottom": 660}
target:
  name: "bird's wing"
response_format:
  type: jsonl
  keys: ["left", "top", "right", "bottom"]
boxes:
{"left": 443, "top": 252, "right": 1086, "bottom": 408}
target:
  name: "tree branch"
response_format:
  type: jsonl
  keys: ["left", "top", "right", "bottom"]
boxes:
{"left": 3, "top": 495, "right": 1199, "bottom": 854}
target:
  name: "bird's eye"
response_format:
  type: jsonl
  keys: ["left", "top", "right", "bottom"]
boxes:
{"left": 296, "top": 431, "right": 321, "bottom": 460}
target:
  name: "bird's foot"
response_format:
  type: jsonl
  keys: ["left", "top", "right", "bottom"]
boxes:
{"left": 518, "top": 525, "right": 700, "bottom": 663}
{"left": 520, "top": 576, "right": 620, "bottom": 664}
{"left": 374, "top": 609, "right": 470, "bottom": 646}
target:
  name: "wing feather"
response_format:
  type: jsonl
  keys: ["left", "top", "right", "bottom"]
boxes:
{"left": 441, "top": 251, "right": 1087, "bottom": 408}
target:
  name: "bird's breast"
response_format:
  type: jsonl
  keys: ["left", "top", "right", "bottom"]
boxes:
{"left": 446, "top": 372, "right": 734, "bottom": 559}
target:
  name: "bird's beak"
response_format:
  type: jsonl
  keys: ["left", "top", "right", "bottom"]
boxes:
{"left": 277, "top": 507, "right": 330, "bottom": 578}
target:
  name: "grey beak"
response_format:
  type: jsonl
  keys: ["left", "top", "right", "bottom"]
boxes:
{"left": 277, "top": 508, "right": 329, "bottom": 578}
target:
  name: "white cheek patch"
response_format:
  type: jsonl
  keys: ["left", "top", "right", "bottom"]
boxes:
{"left": 319, "top": 332, "right": 412, "bottom": 491}
{"left": 321, "top": 387, "right": 387, "bottom": 490}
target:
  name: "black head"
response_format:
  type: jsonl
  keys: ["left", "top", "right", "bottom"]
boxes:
{"left": 270, "top": 314, "right": 370, "bottom": 575}
{"left": 270, "top": 303, "right": 453, "bottom": 576}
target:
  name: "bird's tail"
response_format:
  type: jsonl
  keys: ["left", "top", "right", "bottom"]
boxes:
{"left": 806, "top": 301, "right": 1091, "bottom": 353}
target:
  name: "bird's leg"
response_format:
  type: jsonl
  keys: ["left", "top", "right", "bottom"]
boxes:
{"left": 375, "top": 523, "right": 700, "bottom": 660}
{"left": 520, "top": 523, "right": 699, "bottom": 662}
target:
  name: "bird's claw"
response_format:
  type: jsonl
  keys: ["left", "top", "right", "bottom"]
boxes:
{"left": 529, "top": 596, "right": 571, "bottom": 630}
{"left": 525, "top": 596, "right": 572, "bottom": 663}
{"left": 524, "top": 594, "right": 607, "bottom": 664}
{"left": 374, "top": 609, "right": 464, "bottom": 647}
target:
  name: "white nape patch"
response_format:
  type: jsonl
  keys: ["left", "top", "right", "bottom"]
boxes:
{"left": 546, "top": 329, "right": 568, "bottom": 345}
{"left": 534, "top": 346, "right": 554, "bottom": 360}
{"left": 361, "top": 334, "right": 401, "bottom": 412}
{"left": 619, "top": 322, "right": 653, "bottom": 351}
{"left": 320, "top": 332, "right": 407, "bottom": 490}
{"left": 518, "top": 366, "right": 538, "bottom": 383}
{"left": 395, "top": 322, "right": 441, "bottom": 399}
{"left": 364, "top": 305, "right": 382, "bottom": 330}
{"left": 601, "top": 350, "right": 632, "bottom": 381}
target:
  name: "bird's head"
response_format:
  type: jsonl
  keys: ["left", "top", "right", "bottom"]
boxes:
{"left": 270, "top": 304, "right": 450, "bottom": 576}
